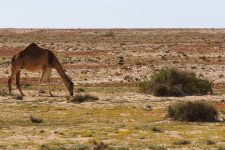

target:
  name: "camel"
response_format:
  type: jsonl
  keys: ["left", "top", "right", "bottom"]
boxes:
{"left": 8, "top": 43, "right": 74, "bottom": 96}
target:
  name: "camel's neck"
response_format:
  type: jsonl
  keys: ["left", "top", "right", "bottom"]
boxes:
{"left": 50, "top": 52, "right": 72, "bottom": 88}
{"left": 57, "top": 67, "right": 71, "bottom": 85}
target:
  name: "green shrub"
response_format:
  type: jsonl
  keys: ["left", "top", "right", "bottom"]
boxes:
{"left": 167, "top": 101, "right": 218, "bottom": 122}
{"left": 138, "top": 68, "right": 212, "bottom": 96}
{"left": 69, "top": 94, "right": 99, "bottom": 103}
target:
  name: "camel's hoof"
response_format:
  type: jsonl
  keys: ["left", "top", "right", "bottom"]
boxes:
{"left": 49, "top": 94, "right": 54, "bottom": 97}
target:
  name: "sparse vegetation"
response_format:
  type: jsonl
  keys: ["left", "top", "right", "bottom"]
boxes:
{"left": 139, "top": 68, "right": 213, "bottom": 96}
{"left": 118, "top": 56, "right": 125, "bottom": 65}
{"left": 148, "top": 145, "right": 167, "bottom": 150}
{"left": 30, "top": 116, "right": 43, "bottom": 123}
{"left": 206, "top": 140, "right": 216, "bottom": 145}
{"left": 151, "top": 127, "right": 163, "bottom": 133}
{"left": 68, "top": 93, "right": 99, "bottom": 103}
{"left": 93, "top": 141, "right": 108, "bottom": 150}
{"left": 1, "top": 29, "right": 225, "bottom": 149}
{"left": 72, "top": 145, "right": 90, "bottom": 150}
{"left": 167, "top": 101, "right": 218, "bottom": 122}
{"left": 217, "top": 147, "right": 225, "bottom": 150}
{"left": 14, "top": 94, "right": 23, "bottom": 100}
{"left": 76, "top": 88, "right": 85, "bottom": 93}
{"left": 103, "top": 31, "right": 115, "bottom": 37}
{"left": 117, "top": 147, "right": 129, "bottom": 150}
{"left": 173, "top": 140, "right": 191, "bottom": 145}
{"left": 0, "top": 89, "right": 7, "bottom": 96}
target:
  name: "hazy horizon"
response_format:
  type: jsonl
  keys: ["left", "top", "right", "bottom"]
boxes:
{"left": 1, "top": 0, "right": 225, "bottom": 28}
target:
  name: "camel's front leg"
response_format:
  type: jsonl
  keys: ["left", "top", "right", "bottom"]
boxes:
{"left": 37, "top": 70, "right": 46, "bottom": 96}
{"left": 16, "top": 70, "right": 24, "bottom": 96}
{"left": 46, "top": 69, "right": 53, "bottom": 97}
{"left": 8, "top": 73, "right": 15, "bottom": 95}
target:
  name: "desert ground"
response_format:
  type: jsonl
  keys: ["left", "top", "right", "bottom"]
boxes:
{"left": 0, "top": 29, "right": 225, "bottom": 150}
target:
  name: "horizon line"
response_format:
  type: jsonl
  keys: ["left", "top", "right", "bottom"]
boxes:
{"left": 1, "top": 27, "right": 225, "bottom": 30}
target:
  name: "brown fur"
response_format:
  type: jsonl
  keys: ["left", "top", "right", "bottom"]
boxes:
{"left": 8, "top": 43, "right": 74, "bottom": 96}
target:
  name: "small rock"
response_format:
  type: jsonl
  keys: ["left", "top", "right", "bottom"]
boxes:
{"left": 124, "top": 75, "right": 133, "bottom": 82}
{"left": 118, "top": 56, "right": 124, "bottom": 65}
{"left": 217, "top": 117, "right": 224, "bottom": 122}
{"left": 144, "top": 105, "right": 152, "bottom": 111}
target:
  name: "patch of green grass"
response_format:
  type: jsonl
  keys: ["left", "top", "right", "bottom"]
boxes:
{"left": 80, "top": 131, "right": 94, "bottom": 137}
{"left": 149, "top": 145, "right": 167, "bottom": 150}
{"left": 220, "top": 110, "right": 225, "bottom": 115}
{"left": 76, "top": 88, "right": 85, "bottom": 93}
{"left": 117, "top": 147, "right": 129, "bottom": 150}
{"left": 0, "top": 57, "right": 11, "bottom": 65}
{"left": 71, "top": 144, "right": 90, "bottom": 150}
{"left": 84, "top": 87, "right": 137, "bottom": 93}
{"left": 40, "top": 144, "right": 66, "bottom": 150}
{"left": 0, "top": 101, "right": 224, "bottom": 149}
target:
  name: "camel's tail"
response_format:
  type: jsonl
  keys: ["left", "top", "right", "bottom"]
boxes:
{"left": 10, "top": 55, "right": 16, "bottom": 67}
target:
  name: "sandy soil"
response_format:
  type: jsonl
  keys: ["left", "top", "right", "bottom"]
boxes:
{"left": 0, "top": 29, "right": 225, "bottom": 149}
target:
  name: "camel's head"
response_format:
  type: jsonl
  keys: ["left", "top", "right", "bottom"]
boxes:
{"left": 67, "top": 81, "right": 74, "bottom": 96}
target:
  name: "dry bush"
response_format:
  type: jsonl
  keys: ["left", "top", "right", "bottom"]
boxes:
{"left": 206, "top": 140, "right": 216, "bottom": 145}
{"left": 14, "top": 95, "right": 23, "bottom": 100}
{"left": 138, "top": 68, "right": 212, "bottom": 96}
{"left": 69, "top": 93, "right": 99, "bottom": 103}
{"left": 151, "top": 127, "right": 163, "bottom": 133}
{"left": 30, "top": 116, "right": 43, "bottom": 123}
{"left": 173, "top": 140, "right": 191, "bottom": 145}
{"left": 103, "top": 31, "right": 115, "bottom": 37}
{"left": 167, "top": 101, "right": 218, "bottom": 122}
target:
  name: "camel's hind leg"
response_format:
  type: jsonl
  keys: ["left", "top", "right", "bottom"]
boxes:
{"left": 16, "top": 70, "right": 24, "bottom": 96}
{"left": 8, "top": 67, "right": 20, "bottom": 95}
{"left": 46, "top": 69, "right": 53, "bottom": 97}
{"left": 37, "top": 70, "right": 46, "bottom": 96}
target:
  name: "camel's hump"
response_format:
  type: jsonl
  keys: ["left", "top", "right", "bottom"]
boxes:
{"left": 27, "top": 43, "right": 39, "bottom": 48}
